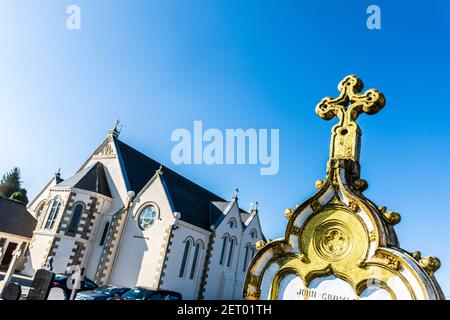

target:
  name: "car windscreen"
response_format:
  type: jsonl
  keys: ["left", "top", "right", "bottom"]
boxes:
{"left": 54, "top": 275, "right": 67, "bottom": 281}
{"left": 94, "top": 286, "right": 114, "bottom": 294}
{"left": 121, "top": 288, "right": 154, "bottom": 300}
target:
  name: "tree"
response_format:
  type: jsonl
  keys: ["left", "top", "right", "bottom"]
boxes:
{"left": 0, "top": 167, "right": 29, "bottom": 204}
{"left": 10, "top": 189, "right": 29, "bottom": 204}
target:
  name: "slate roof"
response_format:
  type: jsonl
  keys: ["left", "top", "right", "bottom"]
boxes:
{"left": 115, "top": 138, "right": 244, "bottom": 230}
{"left": 0, "top": 197, "right": 37, "bottom": 238}
{"left": 57, "top": 162, "right": 112, "bottom": 198}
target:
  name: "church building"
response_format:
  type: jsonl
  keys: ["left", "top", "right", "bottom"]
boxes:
{"left": 22, "top": 124, "right": 264, "bottom": 300}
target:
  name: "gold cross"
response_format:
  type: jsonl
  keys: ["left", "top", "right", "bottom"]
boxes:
{"left": 316, "top": 75, "right": 386, "bottom": 163}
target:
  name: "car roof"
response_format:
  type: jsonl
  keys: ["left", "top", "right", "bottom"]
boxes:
{"left": 100, "top": 285, "right": 129, "bottom": 289}
{"left": 129, "top": 287, "right": 181, "bottom": 294}
{"left": 133, "top": 286, "right": 155, "bottom": 291}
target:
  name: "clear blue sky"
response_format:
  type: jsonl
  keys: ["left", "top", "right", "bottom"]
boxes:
{"left": 1, "top": 1, "right": 449, "bottom": 296}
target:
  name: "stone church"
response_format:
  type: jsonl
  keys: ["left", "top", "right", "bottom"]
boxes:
{"left": 22, "top": 124, "right": 264, "bottom": 299}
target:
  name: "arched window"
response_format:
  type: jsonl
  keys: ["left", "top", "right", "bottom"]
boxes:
{"left": 43, "top": 197, "right": 61, "bottom": 230}
{"left": 179, "top": 239, "right": 192, "bottom": 278}
{"left": 250, "top": 229, "right": 257, "bottom": 239}
{"left": 228, "top": 218, "right": 237, "bottom": 229}
{"left": 99, "top": 222, "right": 110, "bottom": 246}
{"left": 67, "top": 203, "right": 84, "bottom": 235}
{"left": 36, "top": 201, "right": 46, "bottom": 219}
{"left": 219, "top": 234, "right": 229, "bottom": 265}
{"left": 227, "top": 237, "right": 236, "bottom": 267}
{"left": 189, "top": 242, "right": 202, "bottom": 279}
{"left": 243, "top": 243, "right": 251, "bottom": 272}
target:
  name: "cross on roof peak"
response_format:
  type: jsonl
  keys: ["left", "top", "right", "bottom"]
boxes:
{"left": 109, "top": 118, "right": 123, "bottom": 137}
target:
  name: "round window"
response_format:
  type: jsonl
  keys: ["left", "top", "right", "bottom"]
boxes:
{"left": 138, "top": 205, "right": 157, "bottom": 230}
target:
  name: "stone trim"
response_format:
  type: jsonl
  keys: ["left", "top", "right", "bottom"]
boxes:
{"left": 94, "top": 209, "right": 125, "bottom": 285}
{"left": 56, "top": 192, "right": 77, "bottom": 234}
{"left": 79, "top": 197, "right": 100, "bottom": 240}
{"left": 67, "top": 241, "right": 86, "bottom": 268}
{"left": 156, "top": 225, "right": 175, "bottom": 288}
{"left": 45, "top": 236, "right": 61, "bottom": 266}
{"left": 198, "top": 230, "right": 216, "bottom": 299}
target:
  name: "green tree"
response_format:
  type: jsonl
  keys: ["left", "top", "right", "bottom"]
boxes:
{"left": 0, "top": 167, "right": 29, "bottom": 204}
{"left": 10, "top": 189, "right": 29, "bottom": 205}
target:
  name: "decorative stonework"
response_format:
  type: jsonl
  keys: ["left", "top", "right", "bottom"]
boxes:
{"left": 68, "top": 241, "right": 86, "bottom": 268}
{"left": 313, "top": 221, "right": 352, "bottom": 262}
{"left": 198, "top": 230, "right": 216, "bottom": 299}
{"left": 45, "top": 236, "right": 61, "bottom": 265}
{"left": 80, "top": 197, "right": 100, "bottom": 240}
{"left": 316, "top": 74, "right": 385, "bottom": 163}
{"left": 97, "top": 136, "right": 115, "bottom": 156}
{"left": 243, "top": 75, "right": 444, "bottom": 300}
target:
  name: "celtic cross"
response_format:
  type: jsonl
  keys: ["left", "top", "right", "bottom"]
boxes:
{"left": 316, "top": 75, "right": 385, "bottom": 163}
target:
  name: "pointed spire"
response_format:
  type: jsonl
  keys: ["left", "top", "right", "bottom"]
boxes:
{"left": 109, "top": 118, "right": 122, "bottom": 138}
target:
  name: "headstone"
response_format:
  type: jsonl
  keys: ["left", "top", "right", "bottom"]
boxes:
{"left": 68, "top": 266, "right": 82, "bottom": 300}
{"left": 42, "top": 256, "right": 54, "bottom": 272}
{"left": 26, "top": 269, "right": 55, "bottom": 300}
{"left": 243, "top": 75, "right": 445, "bottom": 300}
{"left": 1, "top": 282, "right": 21, "bottom": 300}
{"left": 0, "top": 241, "right": 26, "bottom": 295}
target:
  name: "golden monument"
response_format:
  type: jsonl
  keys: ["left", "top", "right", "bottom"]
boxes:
{"left": 243, "top": 75, "right": 444, "bottom": 300}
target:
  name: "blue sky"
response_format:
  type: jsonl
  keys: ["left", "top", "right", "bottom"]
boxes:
{"left": 0, "top": 1, "right": 449, "bottom": 295}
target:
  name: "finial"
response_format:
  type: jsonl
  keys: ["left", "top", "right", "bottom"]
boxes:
{"left": 109, "top": 118, "right": 122, "bottom": 137}
{"left": 250, "top": 201, "right": 259, "bottom": 214}
{"left": 233, "top": 188, "right": 239, "bottom": 200}
{"left": 156, "top": 164, "right": 163, "bottom": 175}
{"left": 316, "top": 75, "right": 385, "bottom": 164}
{"left": 55, "top": 168, "right": 62, "bottom": 183}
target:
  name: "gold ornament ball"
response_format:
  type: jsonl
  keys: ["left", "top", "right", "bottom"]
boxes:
{"left": 284, "top": 208, "right": 294, "bottom": 219}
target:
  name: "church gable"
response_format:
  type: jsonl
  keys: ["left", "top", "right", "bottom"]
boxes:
{"left": 108, "top": 174, "right": 176, "bottom": 288}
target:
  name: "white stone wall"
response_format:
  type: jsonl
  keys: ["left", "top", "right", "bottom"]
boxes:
{"left": 233, "top": 216, "right": 262, "bottom": 298}
{"left": 83, "top": 214, "right": 113, "bottom": 279}
{"left": 108, "top": 175, "right": 175, "bottom": 288}
{"left": 161, "top": 221, "right": 210, "bottom": 299}
{"left": 22, "top": 190, "right": 72, "bottom": 275}
{"left": 201, "top": 201, "right": 264, "bottom": 300}
{"left": 20, "top": 136, "right": 266, "bottom": 299}
{"left": 203, "top": 201, "right": 242, "bottom": 299}
{"left": 21, "top": 232, "right": 52, "bottom": 276}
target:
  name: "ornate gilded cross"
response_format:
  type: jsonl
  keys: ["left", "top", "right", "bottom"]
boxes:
{"left": 316, "top": 75, "right": 385, "bottom": 163}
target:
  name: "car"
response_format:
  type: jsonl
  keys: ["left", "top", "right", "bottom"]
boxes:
{"left": 51, "top": 274, "right": 98, "bottom": 299}
{"left": 109, "top": 287, "right": 182, "bottom": 300}
{"left": 75, "top": 285, "right": 130, "bottom": 300}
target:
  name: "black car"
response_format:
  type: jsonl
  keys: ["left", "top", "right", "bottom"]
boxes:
{"left": 109, "top": 287, "right": 182, "bottom": 300}
{"left": 75, "top": 285, "right": 130, "bottom": 300}
{"left": 51, "top": 274, "right": 98, "bottom": 299}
